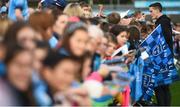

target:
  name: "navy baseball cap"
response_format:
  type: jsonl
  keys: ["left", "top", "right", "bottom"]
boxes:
{"left": 42, "top": 0, "right": 67, "bottom": 9}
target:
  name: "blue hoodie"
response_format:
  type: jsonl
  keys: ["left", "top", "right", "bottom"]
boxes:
{"left": 8, "top": 0, "right": 29, "bottom": 21}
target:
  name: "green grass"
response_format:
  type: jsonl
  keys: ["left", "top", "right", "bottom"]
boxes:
{"left": 152, "top": 69, "right": 180, "bottom": 106}
{"left": 170, "top": 69, "right": 180, "bottom": 106}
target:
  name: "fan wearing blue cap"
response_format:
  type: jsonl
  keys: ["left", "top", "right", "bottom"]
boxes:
{"left": 0, "top": 6, "right": 8, "bottom": 19}
{"left": 8, "top": 0, "right": 29, "bottom": 21}
{"left": 41, "top": 0, "right": 67, "bottom": 10}
{"left": 0, "top": 6, "right": 7, "bottom": 13}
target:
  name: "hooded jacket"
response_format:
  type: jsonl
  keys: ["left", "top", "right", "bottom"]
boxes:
{"left": 155, "top": 15, "right": 173, "bottom": 53}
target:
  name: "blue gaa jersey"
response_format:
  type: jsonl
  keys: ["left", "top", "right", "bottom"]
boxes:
{"left": 8, "top": 0, "right": 29, "bottom": 21}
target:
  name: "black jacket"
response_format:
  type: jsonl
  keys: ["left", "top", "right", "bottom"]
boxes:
{"left": 155, "top": 15, "right": 173, "bottom": 53}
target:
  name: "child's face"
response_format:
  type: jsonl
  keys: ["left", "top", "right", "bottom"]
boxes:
{"left": 17, "top": 27, "right": 36, "bottom": 50}
{"left": 50, "top": 59, "right": 79, "bottom": 91}
{"left": 70, "top": 29, "right": 89, "bottom": 57}
{"left": 7, "top": 51, "right": 33, "bottom": 92}
{"left": 117, "top": 31, "right": 128, "bottom": 47}
{"left": 98, "top": 37, "right": 108, "bottom": 56}
{"left": 106, "top": 42, "right": 117, "bottom": 56}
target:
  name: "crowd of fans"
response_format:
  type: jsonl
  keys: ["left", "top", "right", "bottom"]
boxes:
{"left": 0, "top": 0, "right": 180, "bottom": 106}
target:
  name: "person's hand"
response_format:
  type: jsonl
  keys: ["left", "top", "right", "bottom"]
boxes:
{"left": 125, "top": 53, "right": 135, "bottom": 64}
{"left": 98, "top": 64, "right": 110, "bottom": 77}
{"left": 15, "top": 9, "right": 23, "bottom": 21}
{"left": 38, "top": 1, "right": 42, "bottom": 9}
{"left": 97, "top": 5, "right": 106, "bottom": 18}
{"left": 64, "top": 88, "right": 91, "bottom": 106}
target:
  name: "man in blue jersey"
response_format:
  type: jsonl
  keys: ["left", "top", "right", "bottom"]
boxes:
{"left": 8, "top": 0, "right": 29, "bottom": 21}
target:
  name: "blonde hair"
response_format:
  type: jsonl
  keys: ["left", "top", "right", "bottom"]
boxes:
{"left": 63, "top": 3, "right": 83, "bottom": 17}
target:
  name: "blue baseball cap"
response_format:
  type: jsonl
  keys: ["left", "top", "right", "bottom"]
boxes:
{"left": 0, "top": 6, "right": 7, "bottom": 14}
{"left": 42, "top": 0, "right": 67, "bottom": 9}
{"left": 54, "top": 0, "right": 67, "bottom": 8}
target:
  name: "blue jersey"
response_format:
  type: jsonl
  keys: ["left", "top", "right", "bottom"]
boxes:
{"left": 8, "top": 0, "right": 29, "bottom": 21}
{"left": 49, "top": 36, "right": 58, "bottom": 48}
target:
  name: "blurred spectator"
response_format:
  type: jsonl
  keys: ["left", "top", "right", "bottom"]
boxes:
{"left": 107, "top": 12, "right": 121, "bottom": 25}
{"left": 8, "top": 0, "right": 29, "bottom": 21}
{"left": 3, "top": 44, "right": 36, "bottom": 105}
{"left": 0, "top": 1, "right": 179, "bottom": 106}
{"left": 110, "top": 25, "right": 128, "bottom": 48}
{"left": 0, "top": 78, "right": 17, "bottom": 105}
{"left": 133, "top": 10, "right": 145, "bottom": 22}
{"left": 41, "top": 50, "right": 90, "bottom": 106}
{"left": 87, "top": 25, "right": 104, "bottom": 71}
{"left": 29, "top": 11, "right": 55, "bottom": 42}
{"left": 3, "top": 21, "right": 36, "bottom": 51}
{"left": 59, "top": 22, "right": 89, "bottom": 57}
{"left": 104, "top": 33, "right": 118, "bottom": 58}
{"left": 128, "top": 25, "right": 141, "bottom": 50}
{"left": 140, "top": 23, "right": 153, "bottom": 40}
{"left": 98, "top": 34, "right": 109, "bottom": 58}
{"left": 80, "top": 2, "right": 92, "bottom": 18}
{"left": 52, "top": 10, "right": 68, "bottom": 47}
{"left": 63, "top": 3, "right": 83, "bottom": 17}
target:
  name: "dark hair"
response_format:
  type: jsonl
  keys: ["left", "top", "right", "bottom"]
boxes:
{"left": 100, "top": 22, "right": 110, "bottom": 32}
{"left": 104, "top": 32, "right": 117, "bottom": 45}
{"left": 110, "top": 25, "right": 127, "bottom": 37}
{"left": 149, "top": 2, "right": 163, "bottom": 12}
{"left": 4, "top": 43, "right": 36, "bottom": 105}
{"left": 43, "top": 50, "right": 77, "bottom": 69}
{"left": 89, "top": 17, "right": 102, "bottom": 25}
{"left": 128, "top": 26, "right": 140, "bottom": 41}
{"left": 35, "top": 41, "right": 50, "bottom": 50}
{"left": 3, "top": 21, "right": 31, "bottom": 47}
{"left": 79, "top": 17, "right": 90, "bottom": 24}
{"left": 141, "top": 23, "right": 153, "bottom": 34}
{"left": 79, "top": 1, "right": 89, "bottom": 8}
{"left": 4, "top": 44, "right": 28, "bottom": 65}
{"left": 133, "top": 10, "right": 142, "bottom": 17}
{"left": 129, "top": 19, "right": 141, "bottom": 27}
{"left": 61, "top": 22, "right": 87, "bottom": 56}
{"left": 1, "top": 0, "right": 8, "bottom": 6}
{"left": 51, "top": 8, "right": 64, "bottom": 21}
{"left": 128, "top": 26, "right": 141, "bottom": 50}
{"left": 107, "top": 12, "right": 121, "bottom": 24}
